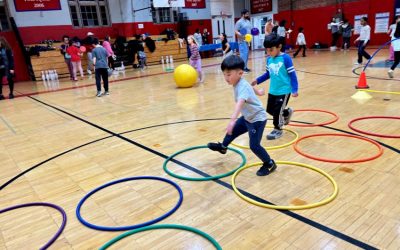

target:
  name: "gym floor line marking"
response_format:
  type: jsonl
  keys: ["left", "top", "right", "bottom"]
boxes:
{"left": 21, "top": 95, "right": 378, "bottom": 250}
{"left": 0, "top": 115, "right": 17, "bottom": 134}
{"left": 2, "top": 116, "right": 399, "bottom": 190}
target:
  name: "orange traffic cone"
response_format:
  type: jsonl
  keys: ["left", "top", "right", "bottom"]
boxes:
{"left": 355, "top": 71, "right": 369, "bottom": 89}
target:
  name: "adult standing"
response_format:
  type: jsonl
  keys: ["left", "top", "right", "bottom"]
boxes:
{"left": 235, "top": 9, "right": 252, "bottom": 73}
{"left": 354, "top": 17, "right": 371, "bottom": 65}
{"left": 264, "top": 19, "right": 274, "bottom": 37}
{"left": 0, "top": 37, "right": 15, "bottom": 99}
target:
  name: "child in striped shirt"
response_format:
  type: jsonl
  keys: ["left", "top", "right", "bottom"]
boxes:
{"left": 188, "top": 35, "right": 204, "bottom": 83}
{"left": 252, "top": 33, "right": 299, "bottom": 140}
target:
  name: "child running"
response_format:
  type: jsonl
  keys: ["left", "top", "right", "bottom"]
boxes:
{"left": 188, "top": 35, "right": 204, "bottom": 83}
{"left": 251, "top": 33, "right": 299, "bottom": 140}
{"left": 207, "top": 55, "right": 277, "bottom": 176}
{"left": 388, "top": 21, "right": 400, "bottom": 78}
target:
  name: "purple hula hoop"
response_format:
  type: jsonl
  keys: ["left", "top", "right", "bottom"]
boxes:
{"left": 0, "top": 202, "right": 67, "bottom": 250}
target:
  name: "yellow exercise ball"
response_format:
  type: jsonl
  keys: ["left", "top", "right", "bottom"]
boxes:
{"left": 245, "top": 34, "right": 252, "bottom": 43}
{"left": 174, "top": 64, "right": 198, "bottom": 88}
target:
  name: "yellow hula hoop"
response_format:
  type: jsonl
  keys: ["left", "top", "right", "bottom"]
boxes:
{"left": 231, "top": 125, "right": 299, "bottom": 150}
{"left": 360, "top": 89, "right": 400, "bottom": 95}
{"left": 231, "top": 161, "right": 339, "bottom": 210}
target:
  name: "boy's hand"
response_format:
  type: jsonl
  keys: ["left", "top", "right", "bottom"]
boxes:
{"left": 292, "top": 92, "right": 299, "bottom": 97}
{"left": 254, "top": 88, "right": 265, "bottom": 96}
{"left": 251, "top": 80, "right": 257, "bottom": 86}
{"left": 226, "top": 120, "right": 236, "bottom": 135}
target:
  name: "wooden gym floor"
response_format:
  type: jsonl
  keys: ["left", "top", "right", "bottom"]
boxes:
{"left": 0, "top": 48, "right": 399, "bottom": 249}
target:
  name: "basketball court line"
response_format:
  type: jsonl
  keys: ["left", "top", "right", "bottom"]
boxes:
{"left": 17, "top": 95, "right": 379, "bottom": 250}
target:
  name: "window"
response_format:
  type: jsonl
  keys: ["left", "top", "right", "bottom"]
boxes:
{"left": 68, "top": 0, "right": 110, "bottom": 27}
{"left": 0, "top": 0, "right": 10, "bottom": 31}
{"left": 150, "top": 1, "right": 178, "bottom": 24}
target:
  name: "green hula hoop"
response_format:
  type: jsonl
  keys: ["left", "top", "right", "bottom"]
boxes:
{"left": 163, "top": 145, "right": 246, "bottom": 181}
{"left": 99, "top": 224, "right": 222, "bottom": 250}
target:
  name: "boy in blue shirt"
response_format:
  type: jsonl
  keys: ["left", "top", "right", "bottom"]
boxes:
{"left": 252, "top": 33, "right": 299, "bottom": 140}
{"left": 208, "top": 55, "right": 277, "bottom": 176}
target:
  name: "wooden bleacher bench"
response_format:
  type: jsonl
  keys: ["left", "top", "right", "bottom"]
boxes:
{"left": 28, "top": 35, "right": 188, "bottom": 80}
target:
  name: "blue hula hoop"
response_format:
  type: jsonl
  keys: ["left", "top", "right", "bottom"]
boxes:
{"left": 76, "top": 176, "right": 183, "bottom": 231}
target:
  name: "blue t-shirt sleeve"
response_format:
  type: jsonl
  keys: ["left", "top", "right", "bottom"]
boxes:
{"left": 283, "top": 54, "right": 299, "bottom": 93}
{"left": 256, "top": 58, "right": 270, "bottom": 84}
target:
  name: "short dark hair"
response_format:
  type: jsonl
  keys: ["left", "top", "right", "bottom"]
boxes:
{"left": 221, "top": 55, "right": 245, "bottom": 71}
{"left": 298, "top": 27, "right": 304, "bottom": 32}
{"left": 264, "top": 33, "right": 283, "bottom": 48}
{"left": 361, "top": 17, "right": 368, "bottom": 22}
{"left": 241, "top": 9, "right": 249, "bottom": 16}
{"left": 62, "top": 35, "right": 69, "bottom": 40}
{"left": 92, "top": 38, "right": 99, "bottom": 45}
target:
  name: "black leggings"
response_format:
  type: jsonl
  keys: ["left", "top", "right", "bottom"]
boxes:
{"left": 108, "top": 56, "right": 115, "bottom": 70}
{"left": 0, "top": 69, "right": 14, "bottom": 96}
{"left": 266, "top": 93, "right": 291, "bottom": 130}
{"left": 391, "top": 51, "right": 400, "bottom": 70}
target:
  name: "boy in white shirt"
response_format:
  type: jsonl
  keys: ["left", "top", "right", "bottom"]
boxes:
{"left": 354, "top": 17, "right": 371, "bottom": 65}
{"left": 293, "top": 27, "right": 306, "bottom": 58}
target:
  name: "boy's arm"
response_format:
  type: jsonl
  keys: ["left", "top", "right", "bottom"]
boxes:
{"left": 252, "top": 67, "right": 270, "bottom": 86}
{"left": 226, "top": 99, "right": 245, "bottom": 135}
{"left": 283, "top": 54, "right": 299, "bottom": 96}
{"left": 252, "top": 86, "right": 265, "bottom": 96}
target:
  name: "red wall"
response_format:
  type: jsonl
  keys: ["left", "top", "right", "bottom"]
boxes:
{"left": 1, "top": 31, "right": 30, "bottom": 81}
{"left": 274, "top": 0, "right": 396, "bottom": 47}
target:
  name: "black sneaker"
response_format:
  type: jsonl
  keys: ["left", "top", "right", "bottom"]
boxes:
{"left": 0, "top": 94, "right": 4, "bottom": 100}
{"left": 9, "top": 93, "right": 14, "bottom": 99}
{"left": 207, "top": 142, "right": 227, "bottom": 154}
{"left": 244, "top": 68, "right": 251, "bottom": 72}
{"left": 256, "top": 160, "right": 277, "bottom": 176}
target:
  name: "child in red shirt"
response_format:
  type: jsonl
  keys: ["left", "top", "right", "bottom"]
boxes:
{"left": 66, "top": 41, "right": 84, "bottom": 81}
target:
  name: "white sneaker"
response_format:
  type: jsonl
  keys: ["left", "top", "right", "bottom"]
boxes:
{"left": 96, "top": 91, "right": 102, "bottom": 97}
{"left": 87, "top": 70, "right": 92, "bottom": 75}
{"left": 103, "top": 91, "right": 109, "bottom": 95}
{"left": 354, "top": 62, "right": 361, "bottom": 66}
{"left": 388, "top": 70, "right": 394, "bottom": 78}
{"left": 284, "top": 107, "right": 294, "bottom": 125}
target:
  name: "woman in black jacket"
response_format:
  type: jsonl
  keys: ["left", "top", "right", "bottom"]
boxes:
{"left": 0, "top": 37, "right": 15, "bottom": 99}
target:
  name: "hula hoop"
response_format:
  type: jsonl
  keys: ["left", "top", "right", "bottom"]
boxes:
{"left": 0, "top": 202, "right": 67, "bottom": 250}
{"left": 294, "top": 133, "right": 384, "bottom": 163}
{"left": 348, "top": 116, "right": 400, "bottom": 138}
{"left": 76, "top": 176, "right": 183, "bottom": 231}
{"left": 99, "top": 224, "right": 222, "bottom": 250}
{"left": 231, "top": 125, "right": 299, "bottom": 150}
{"left": 163, "top": 145, "right": 246, "bottom": 181}
{"left": 360, "top": 89, "right": 400, "bottom": 95}
{"left": 231, "top": 161, "right": 338, "bottom": 210}
{"left": 288, "top": 109, "right": 339, "bottom": 127}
